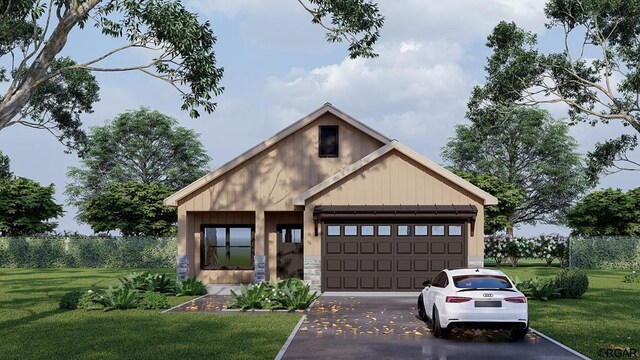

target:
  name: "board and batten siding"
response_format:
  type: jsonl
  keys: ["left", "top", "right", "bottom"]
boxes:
{"left": 177, "top": 113, "right": 385, "bottom": 212}
{"left": 303, "top": 150, "right": 486, "bottom": 259}
{"left": 176, "top": 112, "right": 385, "bottom": 279}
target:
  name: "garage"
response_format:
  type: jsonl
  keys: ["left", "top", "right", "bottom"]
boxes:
{"left": 316, "top": 206, "right": 474, "bottom": 291}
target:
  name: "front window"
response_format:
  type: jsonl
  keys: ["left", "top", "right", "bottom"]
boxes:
{"left": 453, "top": 275, "right": 512, "bottom": 289}
{"left": 202, "top": 226, "right": 253, "bottom": 269}
{"left": 278, "top": 225, "right": 303, "bottom": 244}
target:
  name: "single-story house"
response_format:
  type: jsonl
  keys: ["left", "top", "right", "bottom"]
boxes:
{"left": 164, "top": 103, "right": 498, "bottom": 291}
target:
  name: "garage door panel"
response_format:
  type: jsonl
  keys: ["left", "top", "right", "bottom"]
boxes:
{"left": 414, "top": 242, "right": 429, "bottom": 254}
{"left": 343, "top": 242, "right": 358, "bottom": 254}
{"left": 431, "top": 242, "right": 446, "bottom": 254}
{"left": 326, "top": 242, "right": 341, "bottom": 254}
{"left": 326, "top": 259, "right": 341, "bottom": 271}
{"left": 396, "top": 242, "right": 412, "bottom": 254}
{"left": 377, "top": 259, "right": 392, "bottom": 271}
{"left": 377, "top": 277, "right": 393, "bottom": 289}
{"left": 448, "top": 242, "right": 463, "bottom": 254}
{"left": 322, "top": 222, "right": 467, "bottom": 291}
{"left": 396, "top": 259, "right": 412, "bottom": 271}
{"left": 344, "top": 259, "right": 359, "bottom": 271}
{"left": 360, "top": 242, "right": 375, "bottom": 254}
{"left": 377, "top": 242, "right": 392, "bottom": 254}
{"left": 414, "top": 259, "right": 429, "bottom": 271}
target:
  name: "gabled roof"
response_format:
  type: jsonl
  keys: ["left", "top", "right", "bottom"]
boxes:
{"left": 293, "top": 140, "right": 499, "bottom": 206}
{"left": 164, "top": 103, "right": 391, "bottom": 206}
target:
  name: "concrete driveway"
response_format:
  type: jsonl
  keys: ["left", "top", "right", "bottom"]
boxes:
{"left": 279, "top": 295, "right": 586, "bottom": 360}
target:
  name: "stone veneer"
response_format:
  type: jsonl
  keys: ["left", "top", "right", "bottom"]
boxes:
{"left": 254, "top": 255, "right": 266, "bottom": 284}
{"left": 304, "top": 255, "right": 321, "bottom": 291}
{"left": 468, "top": 255, "right": 484, "bottom": 268}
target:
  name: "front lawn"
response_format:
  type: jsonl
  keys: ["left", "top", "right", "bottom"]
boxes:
{"left": 489, "top": 261, "right": 640, "bottom": 359}
{"left": 0, "top": 268, "right": 301, "bottom": 360}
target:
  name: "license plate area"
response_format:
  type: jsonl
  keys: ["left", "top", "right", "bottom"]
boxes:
{"left": 475, "top": 301, "right": 502, "bottom": 308}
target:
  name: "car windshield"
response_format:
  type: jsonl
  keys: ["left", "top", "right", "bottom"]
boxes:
{"left": 452, "top": 275, "right": 512, "bottom": 289}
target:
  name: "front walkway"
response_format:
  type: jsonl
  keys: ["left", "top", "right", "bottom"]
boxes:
{"left": 279, "top": 296, "right": 587, "bottom": 360}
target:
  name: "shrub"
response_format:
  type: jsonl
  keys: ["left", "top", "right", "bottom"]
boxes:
{"left": 59, "top": 290, "right": 84, "bottom": 310}
{"left": 78, "top": 290, "right": 103, "bottom": 310}
{"left": 270, "top": 278, "right": 320, "bottom": 311}
{"left": 623, "top": 270, "right": 640, "bottom": 283}
{"left": 138, "top": 291, "right": 170, "bottom": 310}
{"left": 228, "top": 282, "right": 272, "bottom": 310}
{"left": 484, "top": 234, "right": 508, "bottom": 266}
{"left": 119, "top": 271, "right": 152, "bottom": 291}
{"left": 177, "top": 278, "right": 207, "bottom": 296}
{"left": 146, "top": 273, "right": 176, "bottom": 295}
{"left": 555, "top": 268, "right": 589, "bottom": 298}
{"left": 94, "top": 286, "right": 139, "bottom": 311}
{"left": 534, "top": 234, "right": 567, "bottom": 266}
{"left": 513, "top": 276, "right": 560, "bottom": 301}
{"left": 505, "top": 236, "right": 535, "bottom": 267}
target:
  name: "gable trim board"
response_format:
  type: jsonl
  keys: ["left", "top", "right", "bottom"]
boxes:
{"left": 293, "top": 140, "right": 498, "bottom": 206}
{"left": 164, "top": 103, "right": 391, "bottom": 206}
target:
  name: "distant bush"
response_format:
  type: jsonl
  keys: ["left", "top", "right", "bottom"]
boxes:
{"left": 569, "top": 236, "right": 640, "bottom": 269}
{"left": 485, "top": 234, "right": 569, "bottom": 267}
{"left": 0, "top": 236, "right": 176, "bottom": 268}
{"left": 59, "top": 290, "right": 84, "bottom": 310}
{"left": 555, "top": 268, "right": 589, "bottom": 298}
{"left": 623, "top": 270, "right": 640, "bottom": 283}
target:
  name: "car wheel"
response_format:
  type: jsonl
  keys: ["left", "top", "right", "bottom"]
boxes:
{"left": 432, "top": 307, "right": 449, "bottom": 338}
{"left": 510, "top": 326, "right": 529, "bottom": 340}
{"left": 417, "top": 294, "right": 427, "bottom": 321}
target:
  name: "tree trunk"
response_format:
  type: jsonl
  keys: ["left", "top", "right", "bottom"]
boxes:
{"left": 506, "top": 224, "right": 514, "bottom": 237}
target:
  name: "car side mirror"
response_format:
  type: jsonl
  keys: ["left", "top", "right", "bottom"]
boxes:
{"left": 422, "top": 280, "right": 431, "bottom": 287}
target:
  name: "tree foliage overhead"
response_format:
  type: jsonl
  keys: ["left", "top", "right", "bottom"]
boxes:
{"left": 0, "top": 0, "right": 383, "bottom": 151}
{"left": 66, "top": 107, "right": 210, "bottom": 209}
{"left": 78, "top": 181, "right": 176, "bottom": 236}
{"left": 564, "top": 187, "right": 640, "bottom": 236}
{"left": 0, "top": 176, "right": 64, "bottom": 236}
{"left": 453, "top": 171, "right": 525, "bottom": 235}
{"left": 471, "top": 0, "right": 640, "bottom": 178}
{"left": 442, "top": 106, "right": 589, "bottom": 231}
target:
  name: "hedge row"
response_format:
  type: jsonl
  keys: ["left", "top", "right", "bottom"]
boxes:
{"left": 484, "top": 234, "right": 568, "bottom": 267}
{"left": 0, "top": 236, "right": 177, "bottom": 268}
{"left": 569, "top": 236, "right": 640, "bottom": 269}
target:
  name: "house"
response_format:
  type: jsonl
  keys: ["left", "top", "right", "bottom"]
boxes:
{"left": 164, "top": 103, "right": 498, "bottom": 291}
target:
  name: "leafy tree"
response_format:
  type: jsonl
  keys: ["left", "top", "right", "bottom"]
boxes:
{"left": 471, "top": 0, "right": 640, "bottom": 178}
{"left": 564, "top": 187, "right": 640, "bottom": 236}
{"left": 78, "top": 181, "right": 175, "bottom": 236}
{"left": 66, "top": 107, "right": 210, "bottom": 209}
{"left": 0, "top": 177, "right": 64, "bottom": 236}
{"left": 0, "top": 0, "right": 383, "bottom": 151}
{"left": 454, "top": 171, "right": 525, "bottom": 235}
{"left": 443, "top": 106, "right": 589, "bottom": 234}
{"left": 0, "top": 151, "right": 11, "bottom": 180}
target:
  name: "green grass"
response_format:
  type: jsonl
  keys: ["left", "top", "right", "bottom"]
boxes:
{"left": 489, "top": 261, "right": 640, "bottom": 359}
{"left": 0, "top": 268, "right": 301, "bottom": 360}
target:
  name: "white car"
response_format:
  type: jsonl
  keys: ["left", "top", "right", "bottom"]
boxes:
{"left": 417, "top": 268, "right": 528, "bottom": 339}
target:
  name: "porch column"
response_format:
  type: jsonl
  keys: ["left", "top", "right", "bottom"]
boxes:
{"left": 176, "top": 206, "right": 193, "bottom": 280}
{"left": 254, "top": 210, "right": 266, "bottom": 283}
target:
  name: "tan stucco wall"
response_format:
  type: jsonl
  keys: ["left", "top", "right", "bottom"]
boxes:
{"left": 303, "top": 150, "right": 485, "bottom": 259}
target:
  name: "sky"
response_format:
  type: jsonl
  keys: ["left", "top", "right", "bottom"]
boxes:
{"left": 0, "top": 0, "right": 636, "bottom": 236}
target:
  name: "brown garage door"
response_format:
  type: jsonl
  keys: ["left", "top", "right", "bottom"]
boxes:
{"left": 322, "top": 222, "right": 467, "bottom": 291}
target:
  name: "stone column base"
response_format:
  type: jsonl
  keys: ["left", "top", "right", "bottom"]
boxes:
{"left": 468, "top": 256, "right": 484, "bottom": 268}
{"left": 254, "top": 255, "right": 266, "bottom": 283}
{"left": 304, "top": 256, "right": 321, "bottom": 291}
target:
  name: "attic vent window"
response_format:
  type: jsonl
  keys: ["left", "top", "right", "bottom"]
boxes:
{"left": 319, "top": 125, "right": 339, "bottom": 157}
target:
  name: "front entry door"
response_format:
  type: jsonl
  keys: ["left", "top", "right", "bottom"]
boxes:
{"left": 277, "top": 225, "right": 304, "bottom": 279}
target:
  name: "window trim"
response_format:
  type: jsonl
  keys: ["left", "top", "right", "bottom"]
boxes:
{"left": 277, "top": 224, "right": 304, "bottom": 244}
{"left": 200, "top": 224, "right": 255, "bottom": 270}
{"left": 318, "top": 125, "right": 339, "bottom": 158}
